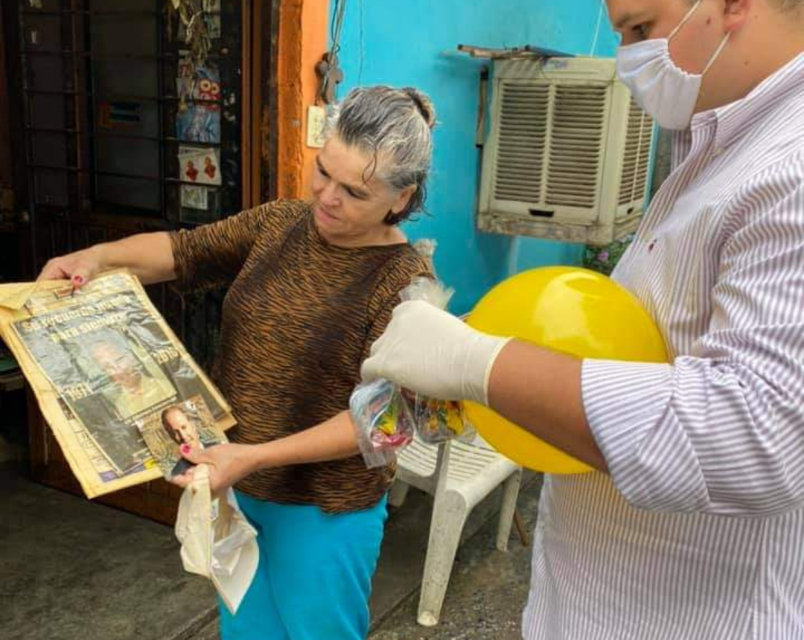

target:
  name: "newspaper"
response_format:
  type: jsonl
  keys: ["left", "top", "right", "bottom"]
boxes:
{"left": 0, "top": 270, "right": 235, "bottom": 498}
{"left": 58, "top": 397, "right": 121, "bottom": 482}
{"left": 138, "top": 395, "right": 227, "bottom": 479}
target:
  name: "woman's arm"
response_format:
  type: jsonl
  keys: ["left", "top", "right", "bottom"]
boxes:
{"left": 39, "top": 201, "right": 286, "bottom": 290}
{"left": 253, "top": 410, "right": 359, "bottom": 466}
{"left": 38, "top": 232, "right": 175, "bottom": 286}
{"left": 174, "top": 410, "right": 360, "bottom": 493}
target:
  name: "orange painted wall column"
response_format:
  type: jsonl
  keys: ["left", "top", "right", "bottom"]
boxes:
{"left": 276, "top": 0, "right": 330, "bottom": 200}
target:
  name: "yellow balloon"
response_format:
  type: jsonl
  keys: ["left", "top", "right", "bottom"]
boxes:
{"left": 465, "top": 266, "right": 668, "bottom": 475}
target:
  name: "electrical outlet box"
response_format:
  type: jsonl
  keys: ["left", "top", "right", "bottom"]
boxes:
{"left": 306, "top": 105, "right": 326, "bottom": 149}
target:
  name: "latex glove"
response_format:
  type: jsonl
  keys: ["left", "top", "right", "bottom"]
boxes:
{"left": 361, "top": 301, "right": 511, "bottom": 405}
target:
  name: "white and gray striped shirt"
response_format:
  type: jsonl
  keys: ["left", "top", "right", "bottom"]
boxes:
{"left": 524, "top": 52, "right": 804, "bottom": 640}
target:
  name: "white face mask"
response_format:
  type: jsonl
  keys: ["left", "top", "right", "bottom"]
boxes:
{"left": 616, "top": 0, "right": 731, "bottom": 130}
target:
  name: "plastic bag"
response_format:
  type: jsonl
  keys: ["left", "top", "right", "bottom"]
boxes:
{"left": 351, "top": 278, "right": 476, "bottom": 468}
{"left": 175, "top": 464, "right": 259, "bottom": 615}
{"left": 405, "top": 391, "right": 471, "bottom": 445}
{"left": 350, "top": 379, "right": 415, "bottom": 468}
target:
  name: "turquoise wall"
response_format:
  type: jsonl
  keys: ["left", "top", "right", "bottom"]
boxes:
{"left": 335, "top": 0, "right": 620, "bottom": 314}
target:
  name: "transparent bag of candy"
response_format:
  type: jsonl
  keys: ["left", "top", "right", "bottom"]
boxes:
{"left": 350, "top": 379, "right": 415, "bottom": 468}
{"left": 350, "top": 277, "right": 476, "bottom": 468}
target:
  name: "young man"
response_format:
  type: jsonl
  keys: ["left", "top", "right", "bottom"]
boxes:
{"left": 363, "top": 1, "right": 804, "bottom": 637}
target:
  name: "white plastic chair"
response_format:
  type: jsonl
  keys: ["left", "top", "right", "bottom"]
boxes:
{"left": 389, "top": 434, "right": 522, "bottom": 627}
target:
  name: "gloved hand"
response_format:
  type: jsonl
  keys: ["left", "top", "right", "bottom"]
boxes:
{"left": 361, "top": 301, "right": 511, "bottom": 405}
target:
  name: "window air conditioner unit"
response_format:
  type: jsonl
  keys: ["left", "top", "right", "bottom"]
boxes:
{"left": 478, "top": 57, "right": 656, "bottom": 246}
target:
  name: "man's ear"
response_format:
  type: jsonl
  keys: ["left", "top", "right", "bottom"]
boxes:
{"left": 723, "top": 0, "right": 752, "bottom": 33}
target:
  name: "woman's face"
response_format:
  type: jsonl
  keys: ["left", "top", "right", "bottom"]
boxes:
{"left": 310, "top": 136, "right": 415, "bottom": 244}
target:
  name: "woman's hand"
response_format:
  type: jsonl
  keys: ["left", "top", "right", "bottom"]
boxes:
{"left": 172, "top": 443, "right": 261, "bottom": 494}
{"left": 36, "top": 232, "right": 176, "bottom": 287}
{"left": 37, "top": 246, "right": 105, "bottom": 287}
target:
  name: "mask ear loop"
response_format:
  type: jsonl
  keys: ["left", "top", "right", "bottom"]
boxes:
{"left": 667, "top": 0, "right": 731, "bottom": 77}
{"left": 669, "top": 0, "right": 705, "bottom": 41}
{"left": 702, "top": 33, "right": 731, "bottom": 75}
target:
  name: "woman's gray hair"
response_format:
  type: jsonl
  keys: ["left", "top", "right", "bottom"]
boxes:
{"left": 324, "top": 85, "right": 436, "bottom": 225}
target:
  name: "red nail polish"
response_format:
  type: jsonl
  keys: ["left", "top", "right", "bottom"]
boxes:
{"left": 73, "top": 275, "right": 84, "bottom": 285}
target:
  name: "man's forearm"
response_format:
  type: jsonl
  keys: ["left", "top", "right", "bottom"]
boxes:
{"left": 487, "top": 341, "right": 608, "bottom": 472}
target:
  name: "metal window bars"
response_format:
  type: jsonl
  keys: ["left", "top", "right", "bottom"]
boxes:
{"left": 17, "top": 0, "right": 236, "bottom": 224}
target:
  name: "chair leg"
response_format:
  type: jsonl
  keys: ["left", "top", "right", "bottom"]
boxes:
{"left": 496, "top": 468, "right": 522, "bottom": 552}
{"left": 388, "top": 480, "right": 410, "bottom": 508}
{"left": 513, "top": 509, "right": 530, "bottom": 547}
{"left": 417, "top": 492, "right": 467, "bottom": 627}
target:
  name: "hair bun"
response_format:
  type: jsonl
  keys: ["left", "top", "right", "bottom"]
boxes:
{"left": 402, "top": 87, "right": 437, "bottom": 130}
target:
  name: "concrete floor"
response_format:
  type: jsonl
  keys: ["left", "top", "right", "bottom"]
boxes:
{"left": 0, "top": 463, "right": 217, "bottom": 640}
{"left": 1, "top": 460, "right": 541, "bottom": 640}
{"left": 369, "top": 477, "right": 542, "bottom": 640}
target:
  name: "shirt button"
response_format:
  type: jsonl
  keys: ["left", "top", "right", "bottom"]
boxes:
{"left": 648, "top": 240, "right": 656, "bottom": 252}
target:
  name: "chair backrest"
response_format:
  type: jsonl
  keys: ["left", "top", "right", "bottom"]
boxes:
{"left": 396, "top": 434, "right": 518, "bottom": 501}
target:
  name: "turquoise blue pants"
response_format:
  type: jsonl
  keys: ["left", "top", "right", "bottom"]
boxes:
{"left": 218, "top": 491, "right": 388, "bottom": 640}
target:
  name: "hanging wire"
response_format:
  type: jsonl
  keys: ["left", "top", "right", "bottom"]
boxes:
{"left": 357, "top": 0, "right": 364, "bottom": 86}
{"left": 589, "top": 0, "right": 606, "bottom": 56}
{"left": 317, "top": 0, "right": 348, "bottom": 104}
{"left": 330, "top": 0, "right": 347, "bottom": 57}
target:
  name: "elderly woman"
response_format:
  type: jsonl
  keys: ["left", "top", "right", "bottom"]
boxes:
{"left": 39, "top": 85, "right": 436, "bottom": 640}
